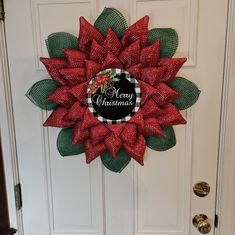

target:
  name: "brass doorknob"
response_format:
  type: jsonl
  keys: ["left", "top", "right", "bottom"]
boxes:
{"left": 192, "top": 214, "right": 211, "bottom": 234}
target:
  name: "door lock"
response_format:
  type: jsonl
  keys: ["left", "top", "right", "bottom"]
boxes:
{"left": 193, "top": 182, "right": 210, "bottom": 197}
{"left": 192, "top": 214, "right": 211, "bottom": 234}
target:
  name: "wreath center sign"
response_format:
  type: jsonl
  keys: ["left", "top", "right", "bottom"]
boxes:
{"left": 26, "top": 8, "right": 200, "bottom": 173}
{"left": 87, "top": 68, "right": 141, "bottom": 123}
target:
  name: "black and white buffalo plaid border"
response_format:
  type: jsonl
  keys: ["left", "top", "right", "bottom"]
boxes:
{"left": 86, "top": 68, "right": 141, "bottom": 124}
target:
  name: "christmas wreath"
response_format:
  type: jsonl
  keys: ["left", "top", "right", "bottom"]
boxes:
{"left": 26, "top": 8, "right": 200, "bottom": 173}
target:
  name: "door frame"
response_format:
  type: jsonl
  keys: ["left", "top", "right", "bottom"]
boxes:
{"left": 0, "top": 1, "right": 234, "bottom": 234}
{"left": 215, "top": 0, "right": 235, "bottom": 234}
{"left": 0, "top": 19, "right": 23, "bottom": 235}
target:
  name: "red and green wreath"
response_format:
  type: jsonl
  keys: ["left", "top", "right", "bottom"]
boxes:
{"left": 26, "top": 8, "right": 200, "bottom": 173}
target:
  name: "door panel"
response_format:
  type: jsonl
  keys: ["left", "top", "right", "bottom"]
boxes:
{"left": 4, "top": 0, "right": 228, "bottom": 235}
{"left": 134, "top": 0, "right": 198, "bottom": 66}
{"left": 135, "top": 126, "right": 191, "bottom": 234}
{"left": 31, "top": 0, "right": 97, "bottom": 70}
{"left": 47, "top": 130, "right": 103, "bottom": 233}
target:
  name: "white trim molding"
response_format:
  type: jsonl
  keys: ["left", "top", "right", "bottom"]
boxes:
{"left": 0, "top": 20, "right": 23, "bottom": 234}
{"left": 216, "top": 0, "right": 235, "bottom": 234}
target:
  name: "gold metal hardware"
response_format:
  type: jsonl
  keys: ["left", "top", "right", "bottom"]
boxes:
{"left": 193, "top": 182, "right": 210, "bottom": 197}
{"left": 192, "top": 214, "right": 211, "bottom": 234}
{"left": 14, "top": 183, "right": 22, "bottom": 210}
{"left": 0, "top": 0, "right": 4, "bottom": 21}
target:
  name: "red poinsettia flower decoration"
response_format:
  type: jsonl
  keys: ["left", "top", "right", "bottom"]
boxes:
{"left": 26, "top": 8, "right": 200, "bottom": 173}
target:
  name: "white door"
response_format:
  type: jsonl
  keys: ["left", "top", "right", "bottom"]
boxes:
{"left": 2, "top": 0, "right": 228, "bottom": 235}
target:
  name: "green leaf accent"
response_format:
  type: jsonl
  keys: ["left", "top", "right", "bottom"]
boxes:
{"left": 26, "top": 79, "right": 60, "bottom": 110}
{"left": 94, "top": 7, "right": 128, "bottom": 38}
{"left": 101, "top": 85, "right": 105, "bottom": 93}
{"left": 57, "top": 128, "right": 84, "bottom": 156}
{"left": 168, "top": 77, "right": 201, "bottom": 110}
{"left": 46, "top": 32, "right": 78, "bottom": 58}
{"left": 148, "top": 28, "right": 178, "bottom": 58}
{"left": 146, "top": 127, "right": 176, "bottom": 151}
{"left": 101, "top": 148, "right": 131, "bottom": 173}
{"left": 112, "top": 78, "right": 120, "bottom": 82}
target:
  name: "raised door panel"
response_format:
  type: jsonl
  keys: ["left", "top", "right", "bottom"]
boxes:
{"left": 132, "top": 0, "right": 197, "bottom": 66}
{"left": 134, "top": 125, "right": 191, "bottom": 235}
{"left": 31, "top": 0, "right": 97, "bottom": 69}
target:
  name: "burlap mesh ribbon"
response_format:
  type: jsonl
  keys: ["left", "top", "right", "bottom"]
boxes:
{"left": 46, "top": 32, "right": 78, "bottom": 58}
{"left": 26, "top": 79, "right": 59, "bottom": 110}
{"left": 26, "top": 8, "right": 200, "bottom": 173}
{"left": 148, "top": 28, "right": 178, "bottom": 58}
{"left": 94, "top": 8, "right": 128, "bottom": 38}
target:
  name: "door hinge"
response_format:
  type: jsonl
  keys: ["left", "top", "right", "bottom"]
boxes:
{"left": 214, "top": 214, "right": 219, "bottom": 228}
{"left": 0, "top": 0, "right": 4, "bottom": 21}
{"left": 14, "top": 183, "right": 22, "bottom": 210}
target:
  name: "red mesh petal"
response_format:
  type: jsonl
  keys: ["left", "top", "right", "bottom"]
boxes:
{"left": 138, "top": 80, "right": 158, "bottom": 105}
{"left": 90, "top": 124, "right": 110, "bottom": 145}
{"left": 128, "top": 110, "right": 144, "bottom": 131}
{"left": 85, "top": 60, "right": 102, "bottom": 80}
{"left": 71, "top": 81, "right": 89, "bottom": 105}
{"left": 59, "top": 67, "right": 87, "bottom": 86}
{"left": 121, "top": 16, "right": 149, "bottom": 48}
{"left": 152, "top": 82, "right": 180, "bottom": 106}
{"left": 141, "top": 67, "right": 166, "bottom": 86}
{"left": 104, "top": 133, "right": 122, "bottom": 158}
{"left": 119, "top": 40, "right": 140, "bottom": 68}
{"left": 72, "top": 121, "right": 89, "bottom": 144}
{"left": 84, "top": 139, "right": 106, "bottom": 163}
{"left": 106, "top": 123, "right": 125, "bottom": 138}
{"left": 158, "top": 58, "right": 187, "bottom": 82}
{"left": 90, "top": 40, "right": 107, "bottom": 64}
{"left": 121, "top": 123, "right": 137, "bottom": 147}
{"left": 63, "top": 49, "right": 88, "bottom": 68}
{"left": 102, "top": 51, "right": 123, "bottom": 70}
{"left": 158, "top": 104, "right": 187, "bottom": 127}
{"left": 43, "top": 107, "right": 74, "bottom": 128}
{"left": 78, "top": 17, "right": 104, "bottom": 53}
{"left": 48, "top": 86, "right": 76, "bottom": 108}
{"left": 103, "top": 28, "right": 122, "bottom": 56}
{"left": 80, "top": 109, "right": 100, "bottom": 130}
{"left": 66, "top": 101, "right": 86, "bottom": 121}
{"left": 141, "top": 99, "right": 163, "bottom": 118}
{"left": 142, "top": 118, "right": 164, "bottom": 136}
{"left": 140, "top": 40, "right": 160, "bottom": 67}
{"left": 40, "top": 57, "right": 68, "bottom": 85}
{"left": 123, "top": 134, "right": 146, "bottom": 165}
{"left": 127, "top": 64, "right": 142, "bottom": 79}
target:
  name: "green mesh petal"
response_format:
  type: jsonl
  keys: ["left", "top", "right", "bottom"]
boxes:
{"left": 57, "top": 128, "right": 84, "bottom": 156}
{"left": 46, "top": 32, "right": 78, "bottom": 58}
{"left": 148, "top": 28, "right": 178, "bottom": 58}
{"left": 168, "top": 77, "right": 200, "bottom": 110}
{"left": 94, "top": 8, "right": 128, "bottom": 38}
{"left": 146, "top": 127, "right": 176, "bottom": 151}
{"left": 26, "top": 79, "right": 60, "bottom": 110}
{"left": 101, "top": 148, "right": 131, "bottom": 173}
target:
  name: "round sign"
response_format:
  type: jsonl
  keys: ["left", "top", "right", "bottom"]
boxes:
{"left": 87, "top": 68, "right": 141, "bottom": 124}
